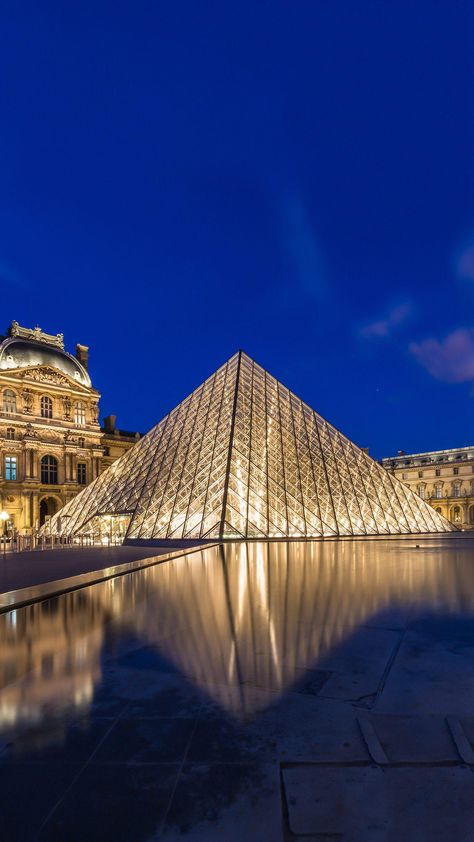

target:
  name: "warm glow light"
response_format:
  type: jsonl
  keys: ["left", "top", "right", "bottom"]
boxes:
{"left": 39, "top": 352, "right": 456, "bottom": 542}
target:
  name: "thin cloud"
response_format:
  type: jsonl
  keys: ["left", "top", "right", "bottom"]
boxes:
{"left": 282, "top": 195, "right": 326, "bottom": 299}
{"left": 455, "top": 242, "right": 474, "bottom": 283}
{"left": 453, "top": 232, "right": 474, "bottom": 281}
{"left": 409, "top": 328, "right": 474, "bottom": 384}
{"left": 359, "top": 302, "right": 413, "bottom": 339}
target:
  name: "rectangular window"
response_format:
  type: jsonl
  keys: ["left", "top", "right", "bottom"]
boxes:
{"left": 5, "top": 456, "right": 17, "bottom": 481}
{"left": 453, "top": 467, "right": 459, "bottom": 476}
{"left": 435, "top": 468, "right": 441, "bottom": 477}
{"left": 77, "top": 463, "right": 87, "bottom": 485}
{"left": 418, "top": 471, "right": 423, "bottom": 478}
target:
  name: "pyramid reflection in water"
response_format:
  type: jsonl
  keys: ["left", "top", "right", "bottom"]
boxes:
{"left": 2, "top": 540, "right": 473, "bottom": 726}
{"left": 45, "top": 351, "right": 454, "bottom": 540}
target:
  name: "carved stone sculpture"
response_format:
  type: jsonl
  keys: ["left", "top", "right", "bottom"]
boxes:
{"left": 22, "top": 389, "right": 33, "bottom": 413}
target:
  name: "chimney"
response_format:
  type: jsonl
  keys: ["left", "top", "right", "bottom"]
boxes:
{"left": 103, "top": 415, "right": 116, "bottom": 434}
{"left": 76, "top": 343, "right": 89, "bottom": 370}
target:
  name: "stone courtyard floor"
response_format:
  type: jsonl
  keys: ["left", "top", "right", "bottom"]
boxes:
{"left": 0, "top": 535, "right": 474, "bottom": 841}
{"left": 0, "top": 545, "right": 186, "bottom": 595}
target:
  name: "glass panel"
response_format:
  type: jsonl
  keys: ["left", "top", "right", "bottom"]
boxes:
{"left": 41, "top": 352, "right": 457, "bottom": 539}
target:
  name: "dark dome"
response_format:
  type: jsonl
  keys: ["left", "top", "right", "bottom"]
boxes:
{"left": 0, "top": 337, "right": 91, "bottom": 387}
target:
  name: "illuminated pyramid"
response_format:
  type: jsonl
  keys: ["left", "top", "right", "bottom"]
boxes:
{"left": 46, "top": 351, "right": 455, "bottom": 540}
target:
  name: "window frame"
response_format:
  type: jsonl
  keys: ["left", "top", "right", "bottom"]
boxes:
{"left": 77, "top": 462, "right": 87, "bottom": 485}
{"left": 41, "top": 455, "right": 58, "bottom": 485}
{"left": 5, "top": 455, "right": 17, "bottom": 481}
{"left": 3, "top": 390, "right": 17, "bottom": 413}
{"left": 40, "top": 395, "right": 53, "bottom": 419}
{"left": 74, "top": 401, "right": 86, "bottom": 426}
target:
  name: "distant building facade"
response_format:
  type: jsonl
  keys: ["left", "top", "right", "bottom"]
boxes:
{"left": 0, "top": 321, "right": 140, "bottom": 534}
{"left": 380, "top": 446, "right": 474, "bottom": 530}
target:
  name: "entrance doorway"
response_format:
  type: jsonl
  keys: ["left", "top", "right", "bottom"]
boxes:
{"left": 39, "top": 497, "right": 59, "bottom": 527}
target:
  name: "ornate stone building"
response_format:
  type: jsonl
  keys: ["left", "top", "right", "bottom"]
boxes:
{"left": 0, "top": 321, "right": 140, "bottom": 534}
{"left": 380, "top": 446, "right": 474, "bottom": 530}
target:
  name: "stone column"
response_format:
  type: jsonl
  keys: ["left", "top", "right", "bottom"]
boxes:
{"left": 32, "top": 493, "right": 39, "bottom": 531}
{"left": 32, "top": 450, "right": 38, "bottom": 480}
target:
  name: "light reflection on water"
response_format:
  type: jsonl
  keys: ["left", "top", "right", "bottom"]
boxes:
{"left": 0, "top": 538, "right": 473, "bottom": 736}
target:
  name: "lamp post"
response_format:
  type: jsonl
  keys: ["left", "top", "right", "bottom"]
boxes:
{"left": 0, "top": 511, "right": 9, "bottom": 558}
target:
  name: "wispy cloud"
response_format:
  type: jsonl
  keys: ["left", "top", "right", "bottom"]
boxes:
{"left": 359, "top": 302, "right": 413, "bottom": 339}
{"left": 455, "top": 241, "right": 474, "bottom": 283}
{"left": 409, "top": 328, "right": 474, "bottom": 384}
{"left": 282, "top": 195, "right": 326, "bottom": 299}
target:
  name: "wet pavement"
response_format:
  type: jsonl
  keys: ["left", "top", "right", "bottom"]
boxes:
{"left": 0, "top": 545, "right": 186, "bottom": 595}
{"left": 1, "top": 536, "right": 474, "bottom": 841}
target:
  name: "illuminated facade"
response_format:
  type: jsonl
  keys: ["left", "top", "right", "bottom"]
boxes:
{"left": 0, "top": 321, "right": 140, "bottom": 533}
{"left": 44, "top": 351, "right": 455, "bottom": 541}
{"left": 381, "top": 446, "right": 474, "bottom": 530}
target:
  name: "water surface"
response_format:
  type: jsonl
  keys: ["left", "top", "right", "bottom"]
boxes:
{"left": 1, "top": 537, "right": 474, "bottom": 841}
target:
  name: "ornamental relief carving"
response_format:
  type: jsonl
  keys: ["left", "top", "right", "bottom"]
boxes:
{"left": 20, "top": 368, "right": 70, "bottom": 386}
{"left": 23, "top": 424, "right": 60, "bottom": 443}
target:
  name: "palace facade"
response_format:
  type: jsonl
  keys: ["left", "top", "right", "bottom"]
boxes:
{"left": 380, "top": 446, "right": 474, "bottom": 530}
{"left": 0, "top": 321, "right": 140, "bottom": 534}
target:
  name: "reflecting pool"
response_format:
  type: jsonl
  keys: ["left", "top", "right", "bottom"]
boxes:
{"left": 1, "top": 537, "right": 474, "bottom": 841}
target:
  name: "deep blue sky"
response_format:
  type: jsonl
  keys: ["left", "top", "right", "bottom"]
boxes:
{"left": 1, "top": 1, "right": 473, "bottom": 457}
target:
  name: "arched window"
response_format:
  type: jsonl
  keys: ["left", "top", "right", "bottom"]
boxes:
{"left": 469, "top": 506, "right": 474, "bottom": 525}
{"left": 452, "top": 506, "right": 461, "bottom": 524}
{"left": 418, "top": 485, "right": 425, "bottom": 500}
{"left": 77, "top": 436, "right": 85, "bottom": 448}
{"left": 41, "top": 455, "right": 58, "bottom": 485}
{"left": 40, "top": 396, "right": 53, "bottom": 419}
{"left": 435, "top": 507, "right": 442, "bottom": 514}
{"left": 6, "top": 427, "right": 15, "bottom": 441}
{"left": 74, "top": 402, "right": 86, "bottom": 426}
{"left": 453, "top": 482, "right": 461, "bottom": 498}
{"left": 3, "top": 390, "right": 16, "bottom": 413}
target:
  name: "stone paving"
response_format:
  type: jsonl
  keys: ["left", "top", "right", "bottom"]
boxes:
{"left": 0, "top": 536, "right": 474, "bottom": 841}
{"left": 0, "top": 545, "right": 184, "bottom": 594}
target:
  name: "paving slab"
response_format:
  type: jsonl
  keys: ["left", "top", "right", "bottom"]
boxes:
{"left": 39, "top": 763, "right": 180, "bottom": 842}
{"left": 283, "top": 765, "right": 474, "bottom": 841}
{"left": 316, "top": 626, "right": 402, "bottom": 702}
{"left": 0, "top": 545, "right": 183, "bottom": 594}
{"left": 369, "top": 714, "right": 458, "bottom": 763}
{"left": 375, "top": 616, "right": 474, "bottom": 716}
{"left": 160, "top": 762, "right": 282, "bottom": 842}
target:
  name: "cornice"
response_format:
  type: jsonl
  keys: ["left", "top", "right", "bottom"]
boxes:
{"left": 0, "top": 366, "right": 100, "bottom": 397}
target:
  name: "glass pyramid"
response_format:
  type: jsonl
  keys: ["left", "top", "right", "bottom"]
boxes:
{"left": 45, "top": 351, "right": 456, "bottom": 540}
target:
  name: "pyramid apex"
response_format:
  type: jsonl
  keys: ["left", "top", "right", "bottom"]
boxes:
{"left": 42, "top": 348, "right": 457, "bottom": 542}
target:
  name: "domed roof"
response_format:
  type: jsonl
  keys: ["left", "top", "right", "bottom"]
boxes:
{"left": 0, "top": 337, "right": 91, "bottom": 387}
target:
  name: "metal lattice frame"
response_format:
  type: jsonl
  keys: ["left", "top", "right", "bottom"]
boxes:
{"left": 44, "top": 351, "right": 457, "bottom": 540}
